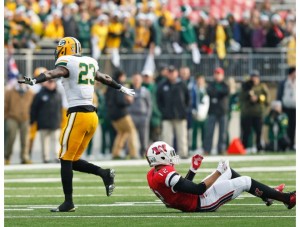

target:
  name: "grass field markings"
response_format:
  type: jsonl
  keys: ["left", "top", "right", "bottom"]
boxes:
{"left": 4, "top": 215, "right": 296, "bottom": 219}
{"left": 4, "top": 167, "right": 296, "bottom": 184}
{"left": 4, "top": 194, "right": 155, "bottom": 198}
{"left": 4, "top": 178, "right": 79, "bottom": 183}
{"left": 4, "top": 193, "right": 295, "bottom": 199}
{"left": 4, "top": 166, "right": 296, "bottom": 174}
{"left": 4, "top": 185, "right": 296, "bottom": 191}
{"left": 5, "top": 192, "right": 296, "bottom": 200}
{"left": 4, "top": 186, "right": 151, "bottom": 190}
{"left": 4, "top": 155, "right": 296, "bottom": 171}
{"left": 5, "top": 209, "right": 34, "bottom": 211}
{"left": 4, "top": 203, "right": 290, "bottom": 209}
{"left": 4, "top": 179, "right": 148, "bottom": 183}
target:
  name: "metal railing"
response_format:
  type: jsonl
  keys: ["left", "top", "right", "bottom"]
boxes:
{"left": 4, "top": 47, "right": 293, "bottom": 82}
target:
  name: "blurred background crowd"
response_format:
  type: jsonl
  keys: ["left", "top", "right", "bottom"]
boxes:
{"left": 4, "top": 0, "right": 296, "bottom": 60}
{"left": 4, "top": 0, "right": 296, "bottom": 164}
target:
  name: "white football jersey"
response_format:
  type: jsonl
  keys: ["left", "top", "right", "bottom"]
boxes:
{"left": 55, "top": 55, "right": 99, "bottom": 108}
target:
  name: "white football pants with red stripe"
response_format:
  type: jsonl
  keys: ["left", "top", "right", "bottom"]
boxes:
{"left": 199, "top": 168, "right": 251, "bottom": 211}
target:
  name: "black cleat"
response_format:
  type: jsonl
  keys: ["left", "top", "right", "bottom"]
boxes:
{"left": 102, "top": 169, "right": 115, "bottom": 196}
{"left": 50, "top": 201, "right": 75, "bottom": 212}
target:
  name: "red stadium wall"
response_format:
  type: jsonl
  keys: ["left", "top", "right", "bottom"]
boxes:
{"left": 167, "top": 0, "right": 255, "bottom": 21}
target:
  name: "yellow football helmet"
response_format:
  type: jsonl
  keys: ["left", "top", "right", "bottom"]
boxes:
{"left": 33, "top": 67, "right": 47, "bottom": 77}
{"left": 54, "top": 37, "right": 82, "bottom": 60}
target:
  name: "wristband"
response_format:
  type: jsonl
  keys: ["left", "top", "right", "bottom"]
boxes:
{"left": 35, "top": 73, "right": 47, "bottom": 84}
{"left": 111, "top": 80, "right": 121, "bottom": 89}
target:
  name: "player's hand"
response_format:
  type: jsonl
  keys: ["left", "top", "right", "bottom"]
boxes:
{"left": 18, "top": 76, "right": 36, "bottom": 86}
{"left": 119, "top": 85, "right": 135, "bottom": 96}
{"left": 190, "top": 154, "right": 204, "bottom": 172}
{"left": 216, "top": 159, "right": 228, "bottom": 174}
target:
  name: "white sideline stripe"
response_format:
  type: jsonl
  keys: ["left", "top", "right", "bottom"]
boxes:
{"left": 4, "top": 186, "right": 150, "bottom": 190}
{"left": 4, "top": 185, "right": 295, "bottom": 190}
{"left": 5, "top": 209, "right": 34, "bottom": 211}
{"left": 4, "top": 155, "right": 295, "bottom": 171}
{"left": 4, "top": 203, "right": 286, "bottom": 210}
{"left": 5, "top": 178, "right": 79, "bottom": 183}
{"left": 4, "top": 194, "right": 154, "bottom": 198}
{"left": 6, "top": 192, "right": 296, "bottom": 198}
{"left": 4, "top": 178, "right": 147, "bottom": 183}
{"left": 4, "top": 166, "right": 296, "bottom": 183}
{"left": 6, "top": 178, "right": 295, "bottom": 184}
{"left": 4, "top": 215, "right": 295, "bottom": 219}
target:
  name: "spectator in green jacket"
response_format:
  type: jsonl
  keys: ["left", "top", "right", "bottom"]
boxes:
{"left": 4, "top": 11, "right": 12, "bottom": 47}
{"left": 191, "top": 75, "right": 209, "bottom": 152}
{"left": 264, "top": 101, "right": 290, "bottom": 151}
{"left": 180, "top": 5, "right": 201, "bottom": 64}
{"left": 239, "top": 70, "right": 270, "bottom": 152}
{"left": 77, "top": 10, "right": 91, "bottom": 49}
{"left": 96, "top": 85, "right": 116, "bottom": 156}
{"left": 180, "top": 5, "right": 196, "bottom": 46}
{"left": 120, "top": 12, "right": 135, "bottom": 54}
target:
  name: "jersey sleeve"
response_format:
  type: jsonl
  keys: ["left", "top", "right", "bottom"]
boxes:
{"left": 156, "top": 166, "right": 181, "bottom": 193}
{"left": 55, "top": 56, "right": 70, "bottom": 69}
{"left": 165, "top": 171, "right": 180, "bottom": 188}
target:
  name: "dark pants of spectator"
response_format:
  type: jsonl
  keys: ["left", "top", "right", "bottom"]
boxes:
{"left": 203, "top": 115, "right": 228, "bottom": 154}
{"left": 150, "top": 125, "right": 161, "bottom": 142}
{"left": 101, "top": 120, "right": 116, "bottom": 154}
{"left": 283, "top": 107, "right": 296, "bottom": 150}
{"left": 191, "top": 120, "right": 206, "bottom": 151}
{"left": 265, "top": 136, "right": 291, "bottom": 152}
{"left": 241, "top": 116, "right": 263, "bottom": 151}
{"left": 132, "top": 116, "right": 150, "bottom": 157}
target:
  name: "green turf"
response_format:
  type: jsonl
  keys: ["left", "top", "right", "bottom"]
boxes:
{"left": 4, "top": 154, "right": 296, "bottom": 227}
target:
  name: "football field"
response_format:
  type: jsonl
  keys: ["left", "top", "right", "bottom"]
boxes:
{"left": 4, "top": 154, "right": 296, "bottom": 227}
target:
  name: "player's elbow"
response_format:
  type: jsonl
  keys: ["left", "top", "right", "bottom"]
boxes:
{"left": 174, "top": 178, "right": 207, "bottom": 195}
{"left": 197, "top": 182, "right": 207, "bottom": 194}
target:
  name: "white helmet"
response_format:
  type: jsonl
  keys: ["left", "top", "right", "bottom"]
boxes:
{"left": 146, "top": 141, "right": 179, "bottom": 167}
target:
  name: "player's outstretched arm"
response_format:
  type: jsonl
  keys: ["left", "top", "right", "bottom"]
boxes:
{"left": 95, "top": 71, "right": 135, "bottom": 96}
{"left": 201, "top": 160, "right": 228, "bottom": 190}
{"left": 18, "top": 67, "right": 68, "bottom": 85}
{"left": 185, "top": 154, "right": 203, "bottom": 181}
{"left": 174, "top": 160, "right": 228, "bottom": 195}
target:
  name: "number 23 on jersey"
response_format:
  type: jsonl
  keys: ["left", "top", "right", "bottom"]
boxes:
{"left": 78, "top": 62, "right": 95, "bottom": 85}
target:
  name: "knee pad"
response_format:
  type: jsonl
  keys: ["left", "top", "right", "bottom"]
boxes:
{"left": 241, "top": 176, "right": 252, "bottom": 191}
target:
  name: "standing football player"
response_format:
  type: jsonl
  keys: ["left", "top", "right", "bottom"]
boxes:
{"left": 19, "top": 37, "right": 135, "bottom": 212}
{"left": 146, "top": 141, "right": 296, "bottom": 212}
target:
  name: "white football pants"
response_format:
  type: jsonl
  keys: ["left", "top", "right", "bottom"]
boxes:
{"left": 199, "top": 168, "right": 251, "bottom": 211}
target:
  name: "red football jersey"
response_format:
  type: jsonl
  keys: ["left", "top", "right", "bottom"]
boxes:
{"left": 147, "top": 165, "right": 199, "bottom": 212}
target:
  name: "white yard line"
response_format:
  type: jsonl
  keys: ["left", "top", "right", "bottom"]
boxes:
{"left": 4, "top": 179, "right": 147, "bottom": 183}
{"left": 4, "top": 166, "right": 296, "bottom": 183}
{"left": 4, "top": 203, "right": 286, "bottom": 209}
{"left": 4, "top": 194, "right": 155, "bottom": 198}
{"left": 4, "top": 186, "right": 150, "bottom": 190}
{"left": 5, "top": 209, "right": 34, "bottom": 211}
{"left": 4, "top": 215, "right": 295, "bottom": 219}
{"left": 4, "top": 155, "right": 296, "bottom": 171}
{"left": 4, "top": 185, "right": 295, "bottom": 190}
